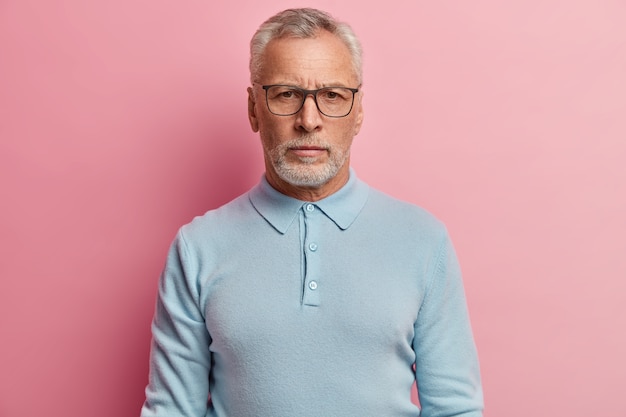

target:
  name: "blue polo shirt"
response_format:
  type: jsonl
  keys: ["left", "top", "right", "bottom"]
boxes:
{"left": 141, "top": 170, "right": 483, "bottom": 417}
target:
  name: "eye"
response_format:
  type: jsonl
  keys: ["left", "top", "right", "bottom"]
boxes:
{"left": 319, "top": 88, "right": 350, "bottom": 101}
{"left": 269, "top": 86, "right": 303, "bottom": 101}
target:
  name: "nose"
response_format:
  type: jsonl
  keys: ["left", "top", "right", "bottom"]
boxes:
{"left": 295, "top": 93, "right": 322, "bottom": 132}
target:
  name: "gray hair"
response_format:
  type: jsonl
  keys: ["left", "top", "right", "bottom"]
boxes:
{"left": 249, "top": 8, "right": 363, "bottom": 85}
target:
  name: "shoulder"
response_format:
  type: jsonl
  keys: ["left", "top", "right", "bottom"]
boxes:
{"left": 364, "top": 186, "right": 448, "bottom": 238}
{"left": 178, "top": 191, "right": 255, "bottom": 246}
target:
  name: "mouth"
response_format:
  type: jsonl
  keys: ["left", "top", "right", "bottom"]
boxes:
{"left": 288, "top": 146, "right": 328, "bottom": 158}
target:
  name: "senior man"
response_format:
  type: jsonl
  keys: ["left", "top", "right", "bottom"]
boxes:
{"left": 141, "top": 7, "right": 483, "bottom": 417}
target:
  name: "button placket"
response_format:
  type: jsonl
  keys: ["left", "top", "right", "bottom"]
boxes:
{"left": 302, "top": 203, "right": 321, "bottom": 306}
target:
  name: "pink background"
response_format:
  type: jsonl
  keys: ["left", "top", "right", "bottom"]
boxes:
{"left": 1, "top": 1, "right": 625, "bottom": 416}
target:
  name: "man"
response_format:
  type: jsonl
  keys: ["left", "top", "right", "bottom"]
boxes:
{"left": 141, "top": 8, "right": 483, "bottom": 417}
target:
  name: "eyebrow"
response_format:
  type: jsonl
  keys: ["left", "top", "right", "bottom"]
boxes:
{"left": 268, "top": 82, "right": 355, "bottom": 89}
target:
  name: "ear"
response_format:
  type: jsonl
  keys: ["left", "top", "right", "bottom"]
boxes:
{"left": 352, "top": 91, "right": 364, "bottom": 136}
{"left": 247, "top": 87, "right": 260, "bottom": 132}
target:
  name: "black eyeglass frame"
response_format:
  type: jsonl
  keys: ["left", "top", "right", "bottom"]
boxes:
{"left": 261, "top": 84, "right": 360, "bottom": 118}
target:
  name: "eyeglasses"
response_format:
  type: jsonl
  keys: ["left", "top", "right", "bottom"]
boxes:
{"left": 261, "top": 85, "right": 359, "bottom": 118}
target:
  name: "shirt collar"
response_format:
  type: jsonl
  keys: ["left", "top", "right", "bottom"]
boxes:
{"left": 248, "top": 168, "right": 370, "bottom": 234}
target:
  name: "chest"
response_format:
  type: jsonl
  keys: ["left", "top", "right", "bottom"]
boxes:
{"left": 200, "top": 213, "right": 430, "bottom": 358}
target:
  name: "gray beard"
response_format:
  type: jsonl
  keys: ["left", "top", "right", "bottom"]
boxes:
{"left": 266, "top": 136, "right": 350, "bottom": 188}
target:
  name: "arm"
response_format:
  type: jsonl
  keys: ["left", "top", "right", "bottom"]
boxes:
{"left": 413, "top": 231, "right": 484, "bottom": 417}
{"left": 140, "top": 230, "right": 212, "bottom": 417}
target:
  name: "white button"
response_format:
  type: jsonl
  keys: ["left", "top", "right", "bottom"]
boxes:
{"left": 308, "top": 281, "right": 318, "bottom": 290}
{"left": 305, "top": 204, "right": 315, "bottom": 212}
{"left": 309, "top": 243, "right": 318, "bottom": 251}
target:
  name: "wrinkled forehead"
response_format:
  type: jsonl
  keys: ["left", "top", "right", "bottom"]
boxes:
{"left": 258, "top": 32, "right": 359, "bottom": 85}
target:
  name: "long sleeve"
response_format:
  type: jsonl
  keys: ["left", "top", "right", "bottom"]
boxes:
{"left": 140, "top": 230, "right": 212, "bottom": 417}
{"left": 413, "top": 232, "right": 484, "bottom": 417}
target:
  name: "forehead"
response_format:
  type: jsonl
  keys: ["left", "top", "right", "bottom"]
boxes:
{"left": 259, "top": 30, "right": 357, "bottom": 86}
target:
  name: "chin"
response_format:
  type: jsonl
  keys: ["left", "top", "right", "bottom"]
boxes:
{"left": 277, "top": 165, "right": 337, "bottom": 188}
